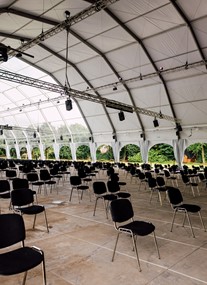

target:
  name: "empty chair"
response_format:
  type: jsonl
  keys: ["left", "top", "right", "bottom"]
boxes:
{"left": 181, "top": 175, "right": 200, "bottom": 197}
{"left": 107, "top": 180, "right": 131, "bottom": 199}
{"left": 92, "top": 181, "right": 117, "bottom": 218}
{"left": 138, "top": 172, "right": 147, "bottom": 190}
{"left": 164, "top": 169, "right": 178, "bottom": 187}
{"left": 198, "top": 173, "right": 207, "bottom": 190}
{"left": 40, "top": 169, "right": 56, "bottom": 195}
{"left": 167, "top": 187, "right": 206, "bottom": 238}
{"left": 110, "top": 198, "right": 160, "bottom": 271}
{"left": 11, "top": 188, "right": 49, "bottom": 233}
{"left": 0, "top": 180, "right": 11, "bottom": 212}
{"left": 27, "top": 172, "right": 44, "bottom": 194}
{"left": 6, "top": 169, "right": 17, "bottom": 181}
{"left": 0, "top": 213, "right": 47, "bottom": 285}
{"left": 69, "top": 175, "right": 90, "bottom": 202}
{"left": 12, "top": 177, "right": 38, "bottom": 202}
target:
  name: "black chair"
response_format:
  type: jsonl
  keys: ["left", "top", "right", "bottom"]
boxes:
{"left": 0, "top": 213, "right": 47, "bottom": 285}
{"left": 92, "top": 181, "right": 117, "bottom": 218}
{"left": 164, "top": 169, "right": 178, "bottom": 187}
{"left": 167, "top": 187, "right": 206, "bottom": 238}
{"left": 107, "top": 180, "right": 131, "bottom": 199}
{"left": 69, "top": 175, "right": 90, "bottom": 202}
{"left": 110, "top": 198, "right": 160, "bottom": 271}
{"left": 12, "top": 177, "right": 38, "bottom": 203}
{"left": 40, "top": 169, "right": 56, "bottom": 195}
{"left": 27, "top": 172, "right": 44, "bottom": 194}
{"left": 11, "top": 188, "right": 49, "bottom": 233}
{"left": 181, "top": 175, "right": 200, "bottom": 197}
{"left": 6, "top": 169, "right": 17, "bottom": 181}
{"left": 0, "top": 179, "right": 11, "bottom": 212}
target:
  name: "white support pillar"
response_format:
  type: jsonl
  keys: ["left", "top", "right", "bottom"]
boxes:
{"left": 172, "top": 139, "right": 187, "bottom": 167}
{"left": 139, "top": 140, "right": 150, "bottom": 163}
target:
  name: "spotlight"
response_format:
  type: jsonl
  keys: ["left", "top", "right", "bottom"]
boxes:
{"left": 0, "top": 47, "right": 8, "bottom": 62}
{"left": 0, "top": 129, "right": 3, "bottom": 135}
{"left": 113, "top": 85, "right": 117, "bottom": 91}
{"left": 118, "top": 111, "right": 125, "bottom": 121}
{"left": 177, "top": 124, "right": 182, "bottom": 132}
{"left": 153, "top": 118, "right": 159, "bottom": 127}
{"left": 140, "top": 73, "right": 143, "bottom": 80}
{"left": 65, "top": 10, "right": 70, "bottom": 19}
{"left": 65, "top": 98, "right": 72, "bottom": 111}
{"left": 33, "top": 132, "right": 36, "bottom": 138}
{"left": 185, "top": 61, "right": 188, "bottom": 70}
{"left": 60, "top": 135, "right": 63, "bottom": 140}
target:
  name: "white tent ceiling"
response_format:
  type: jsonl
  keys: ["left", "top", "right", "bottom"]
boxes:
{"left": 0, "top": 0, "right": 207, "bottom": 147}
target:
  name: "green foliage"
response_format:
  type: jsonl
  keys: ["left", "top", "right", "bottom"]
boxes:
{"left": 128, "top": 152, "right": 142, "bottom": 163}
{"left": 0, "top": 147, "right": 6, "bottom": 157}
{"left": 10, "top": 148, "right": 17, "bottom": 159}
{"left": 96, "top": 145, "right": 114, "bottom": 161}
{"left": 31, "top": 147, "right": 41, "bottom": 160}
{"left": 120, "top": 144, "right": 141, "bottom": 161}
{"left": 76, "top": 145, "right": 91, "bottom": 160}
{"left": 60, "top": 146, "right": 72, "bottom": 160}
{"left": 185, "top": 143, "right": 207, "bottom": 163}
{"left": 45, "top": 147, "right": 55, "bottom": 159}
{"left": 148, "top": 144, "right": 175, "bottom": 163}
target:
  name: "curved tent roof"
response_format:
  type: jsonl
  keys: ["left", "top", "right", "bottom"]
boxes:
{"left": 0, "top": 0, "right": 207, "bottom": 157}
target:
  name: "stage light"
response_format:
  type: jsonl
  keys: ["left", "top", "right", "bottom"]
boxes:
{"left": 118, "top": 111, "right": 125, "bottom": 121}
{"left": 153, "top": 118, "right": 159, "bottom": 127}
{"left": 65, "top": 98, "right": 72, "bottom": 111}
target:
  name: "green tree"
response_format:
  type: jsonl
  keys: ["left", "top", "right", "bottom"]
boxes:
{"left": 76, "top": 145, "right": 91, "bottom": 160}
{"left": 59, "top": 146, "right": 72, "bottom": 160}
{"left": 96, "top": 145, "right": 114, "bottom": 161}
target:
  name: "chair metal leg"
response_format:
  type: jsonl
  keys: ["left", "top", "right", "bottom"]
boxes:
{"left": 69, "top": 187, "right": 74, "bottom": 202}
{"left": 93, "top": 198, "right": 98, "bottom": 216}
{"left": 112, "top": 232, "right": 120, "bottom": 262}
{"left": 170, "top": 209, "right": 177, "bottom": 232}
{"left": 186, "top": 212, "right": 195, "bottom": 238}
{"left": 153, "top": 231, "right": 160, "bottom": 259}
{"left": 198, "top": 211, "right": 206, "bottom": 231}
{"left": 131, "top": 234, "right": 141, "bottom": 272}
{"left": 44, "top": 210, "right": 49, "bottom": 233}
{"left": 22, "top": 271, "right": 28, "bottom": 285}
{"left": 33, "top": 214, "right": 37, "bottom": 230}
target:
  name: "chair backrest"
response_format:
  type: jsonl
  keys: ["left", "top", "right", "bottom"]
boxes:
{"left": 107, "top": 180, "right": 120, "bottom": 193}
{"left": 12, "top": 178, "right": 29, "bottom": 190}
{"left": 27, "top": 172, "right": 39, "bottom": 182}
{"left": 70, "top": 175, "right": 81, "bottom": 186}
{"left": 40, "top": 169, "right": 51, "bottom": 181}
{"left": 110, "top": 198, "right": 133, "bottom": 223}
{"left": 164, "top": 170, "right": 170, "bottom": 178}
{"left": 11, "top": 188, "right": 34, "bottom": 207}
{"left": 156, "top": 176, "right": 165, "bottom": 187}
{"left": 139, "top": 172, "right": 145, "bottom": 180}
{"left": 0, "top": 179, "right": 10, "bottom": 193}
{"left": 0, "top": 213, "right": 25, "bottom": 248}
{"left": 167, "top": 187, "right": 183, "bottom": 205}
{"left": 93, "top": 181, "right": 107, "bottom": 195}
{"left": 145, "top": 171, "right": 152, "bottom": 179}
{"left": 181, "top": 175, "right": 189, "bottom": 183}
{"left": 148, "top": 177, "right": 157, "bottom": 188}
{"left": 6, "top": 169, "right": 17, "bottom": 178}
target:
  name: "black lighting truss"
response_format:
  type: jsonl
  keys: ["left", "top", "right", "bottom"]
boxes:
{"left": 0, "top": 68, "right": 179, "bottom": 122}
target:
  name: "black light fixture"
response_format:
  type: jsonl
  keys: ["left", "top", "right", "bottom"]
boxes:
{"left": 33, "top": 132, "right": 36, "bottom": 138}
{"left": 177, "top": 124, "right": 182, "bottom": 132}
{"left": 140, "top": 73, "right": 143, "bottom": 80}
{"left": 0, "top": 46, "right": 8, "bottom": 62}
{"left": 0, "top": 129, "right": 3, "bottom": 135}
{"left": 65, "top": 98, "right": 72, "bottom": 111}
{"left": 113, "top": 85, "right": 117, "bottom": 91}
{"left": 118, "top": 111, "right": 125, "bottom": 121}
{"left": 60, "top": 135, "right": 63, "bottom": 140}
{"left": 153, "top": 117, "right": 159, "bottom": 127}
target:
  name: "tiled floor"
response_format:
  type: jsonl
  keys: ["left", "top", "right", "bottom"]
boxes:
{"left": 1, "top": 167, "right": 207, "bottom": 285}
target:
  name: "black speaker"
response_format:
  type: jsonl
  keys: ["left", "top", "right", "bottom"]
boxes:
{"left": 65, "top": 99, "right": 72, "bottom": 111}
{"left": 118, "top": 111, "right": 125, "bottom": 121}
{"left": 153, "top": 118, "right": 159, "bottom": 127}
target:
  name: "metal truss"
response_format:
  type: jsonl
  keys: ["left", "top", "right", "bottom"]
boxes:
{"left": 7, "top": 0, "right": 120, "bottom": 58}
{"left": 0, "top": 68, "right": 178, "bottom": 122}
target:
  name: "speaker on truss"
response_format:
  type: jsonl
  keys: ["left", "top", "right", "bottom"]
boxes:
{"left": 65, "top": 98, "right": 72, "bottom": 111}
{"left": 118, "top": 111, "right": 125, "bottom": 121}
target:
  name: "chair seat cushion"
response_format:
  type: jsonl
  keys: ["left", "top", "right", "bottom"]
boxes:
{"left": 117, "top": 192, "right": 131, "bottom": 199}
{"left": 175, "top": 204, "right": 201, "bottom": 213}
{"left": 118, "top": 221, "right": 155, "bottom": 236}
{"left": 0, "top": 247, "right": 43, "bottom": 275}
{"left": 18, "top": 205, "right": 45, "bottom": 215}
{"left": 103, "top": 194, "right": 117, "bottom": 201}
{"left": 77, "top": 185, "right": 89, "bottom": 190}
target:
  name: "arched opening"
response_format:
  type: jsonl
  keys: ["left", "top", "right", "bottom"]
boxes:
{"left": 96, "top": 144, "right": 114, "bottom": 162}
{"left": 120, "top": 144, "right": 142, "bottom": 163}
{"left": 76, "top": 145, "right": 91, "bottom": 161}
{"left": 20, "top": 147, "right": 28, "bottom": 160}
{"left": 31, "top": 147, "right": 41, "bottom": 160}
{"left": 183, "top": 143, "right": 207, "bottom": 166}
{"left": 60, "top": 145, "right": 72, "bottom": 160}
{"left": 0, "top": 147, "right": 6, "bottom": 158}
{"left": 10, "top": 147, "right": 17, "bottom": 159}
{"left": 148, "top": 143, "right": 175, "bottom": 165}
{"left": 45, "top": 146, "right": 55, "bottom": 160}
